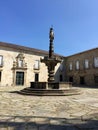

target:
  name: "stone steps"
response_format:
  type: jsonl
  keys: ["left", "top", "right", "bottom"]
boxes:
{"left": 18, "top": 87, "right": 81, "bottom": 96}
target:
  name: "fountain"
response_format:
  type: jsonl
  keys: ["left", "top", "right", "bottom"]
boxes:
{"left": 18, "top": 28, "right": 80, "bottom": 96}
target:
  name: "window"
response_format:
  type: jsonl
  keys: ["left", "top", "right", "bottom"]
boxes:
{"left": 69, "top": 76, "right": 73, "bottom": 82}
{"left": 94, "top": 57, "right": 98, "bottom": 68}
{"left": 84, "top": 59, "right": 89, "bottom": 69}
{"left": 18, "top": 60, "right": 23, "bottom": 67}
{"left": 59, "top": 64, "right": 63, "bottom": 71}
{"left": 80, "top": 76, "right": 85, "bottom": 85}
{"left": 34, "top": 60, "right": 40, "bottom": 70}
{"left": 69, "top": 62, "right": 72, "bottom": 70}
{"left": 0, "top": 72, "right": 1, "bottom": 82}
{"left": 0, "top": 56, "right": 3, "bottom": 66}
{"left": 94, "top": 76, "right": 98, "bottom": 83}
{"left": 76, "top": 60, "right": 79, "bottom": 70}
{"left": 35, "top": 73, "right": 39, "bottom": 82}
{"left": 60, "top": 75, "right": 63, "bottom": 82}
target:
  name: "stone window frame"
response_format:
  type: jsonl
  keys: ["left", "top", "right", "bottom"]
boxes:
{"left": 18, "top": 59, "right": 23, "bottom": 68}
{"left": 34, "top": 60, "right": 40, "bottom": 70}
{"left": 94, "top": 57, "right": 98, "bottom": 68}
{"left": 84, "top": 59, "right": 89, "bottom": 69}
{"left": 0, "top": 55, "right": 3, "bottom": 67}
{"left": 94, "top": 76, "right": 98, "bottom": 83}
{"left": 69, "top": 62, "right": 73, "bottom": 71}
{"left": 16, "top": 54, "right": 24, "bottom": 68}
{"left": 75, "top": 60, "right": 80, "bottom": 70}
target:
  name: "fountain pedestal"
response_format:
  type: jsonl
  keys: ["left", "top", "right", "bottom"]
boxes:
{"left": 41, "top": 56, "right": 61, "bottom": 83}
{"left": 41, "top": 27, "right": 62, "bottom": 83}
{"left": 30, "top": 82, "right": 71, "bottom": 89}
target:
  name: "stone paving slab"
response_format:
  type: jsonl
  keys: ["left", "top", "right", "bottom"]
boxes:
{"left": 0, "top": 86, "right": 98, "bottom": 129}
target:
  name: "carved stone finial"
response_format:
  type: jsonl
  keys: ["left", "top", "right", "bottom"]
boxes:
{"left": 49, "top": 27, "right": 54, "bottom": 41}
{"left": 49, "top": 27, "right": 54, "bottom": 58}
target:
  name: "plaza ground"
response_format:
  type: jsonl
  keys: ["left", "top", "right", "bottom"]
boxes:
{"left": 0, "top": 86, "right": 98, "bottom": 130}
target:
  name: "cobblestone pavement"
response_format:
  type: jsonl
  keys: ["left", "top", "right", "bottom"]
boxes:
{"left": 0, "top": 86, "right": 98, "bottom": 130}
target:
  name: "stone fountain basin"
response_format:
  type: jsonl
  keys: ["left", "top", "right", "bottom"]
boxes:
{"left": 30, "top": 82, "right": 72, "bottom": 89}
{"left": 17, "top": 82, "right": 81, "bottom": 96}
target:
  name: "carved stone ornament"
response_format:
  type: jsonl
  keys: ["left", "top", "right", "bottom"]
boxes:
{"left": 13, "top": 53, "right": 27, "bottom": 68}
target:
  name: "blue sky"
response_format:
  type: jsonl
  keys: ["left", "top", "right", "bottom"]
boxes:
{"left": 0, "top": 0, "right": 98, "bottom": 56}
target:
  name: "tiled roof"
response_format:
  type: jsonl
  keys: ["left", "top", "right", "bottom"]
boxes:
{"left": 0, "top": 41, "right": 62, "bottom": 57}
{"left": 67, "top": 47, "right": 98, "bottom": 57}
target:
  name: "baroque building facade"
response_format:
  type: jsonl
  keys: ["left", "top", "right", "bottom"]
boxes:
{"left": 65, "top": 48, "right": 98, "bottom": 86}
{"left": 0, "top": 41, "right": 98, "bottom": 87}
{"left": 0, "top": 42, "right": 64, "bottom": 87}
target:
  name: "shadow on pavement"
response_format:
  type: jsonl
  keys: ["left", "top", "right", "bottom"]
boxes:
{"left": 0, "top": 115, "right": 98, "bottom": 130}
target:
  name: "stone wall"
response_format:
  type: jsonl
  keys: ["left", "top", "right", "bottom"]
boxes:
{"left": 0, "top": 46, "right": 61, "bottom": 87}
{"left": 0, "top": 43, "right": 97, "bottom": 87}
{"left": 65, "top": 48, "right": 98, "bottom": 86}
